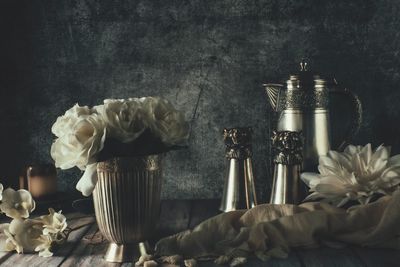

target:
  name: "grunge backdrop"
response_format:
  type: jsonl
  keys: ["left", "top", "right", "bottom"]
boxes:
{"left": 1, "top": 0, "right": 399, "bottom": 200}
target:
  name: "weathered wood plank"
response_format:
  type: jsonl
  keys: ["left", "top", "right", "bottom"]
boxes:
{"left": 0, "top": 214, "right": 95, "bottom": 267}
{"left": 188, "top": 199, "right": 220, "bottom": 229}
{"left": 352, "top": 247, "right": 400, "bottom": 267}
{"left": 296, "top": 247, "right": 365, "bottom": 267}
{"left": 60, "top": 224, "right": 120, "bottom": 267}
{"left": 0, "top": 252, "right": 12, "bottom": 266}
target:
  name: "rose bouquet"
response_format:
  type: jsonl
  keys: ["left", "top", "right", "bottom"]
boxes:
{"left": 0, "top": 183, "right": 68, "bottom": 257}
{"left": 50, "top": 97, "right": 189, "bottom": 196}
{"left": 301, "top": 143, "right": 400, "bottom": 207}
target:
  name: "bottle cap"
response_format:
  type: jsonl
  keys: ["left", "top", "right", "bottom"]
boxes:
{"left": 223, "top": 127, "right": 252, "bottom": 159}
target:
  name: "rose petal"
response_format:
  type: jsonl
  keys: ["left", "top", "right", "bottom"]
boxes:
{"left": 76, "top": 163, "right": 98, "bottom": 196}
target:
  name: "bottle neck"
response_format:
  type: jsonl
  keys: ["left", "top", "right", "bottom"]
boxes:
{"left": 225, "top": 146, "right": 252, "bottom": 160}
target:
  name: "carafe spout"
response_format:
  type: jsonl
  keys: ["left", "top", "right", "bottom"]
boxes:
{"left": 263, "top": 83, "right": 284, "bottom": 111}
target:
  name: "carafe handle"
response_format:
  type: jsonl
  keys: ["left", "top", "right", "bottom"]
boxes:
{"left": 329, "top": 79, "right": 363, "bottom": 150}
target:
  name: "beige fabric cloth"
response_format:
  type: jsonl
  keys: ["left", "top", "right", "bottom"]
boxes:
{"left": 155, "top": 190, "right": 400, "bottom": 262}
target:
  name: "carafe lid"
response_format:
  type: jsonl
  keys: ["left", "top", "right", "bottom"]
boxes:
{"left": 287, "top": 60, "right": 321, "bottom": 89}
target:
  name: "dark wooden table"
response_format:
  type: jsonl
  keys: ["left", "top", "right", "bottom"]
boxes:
{"left": 0, "top": 199, "right": 399, "bottom": 267}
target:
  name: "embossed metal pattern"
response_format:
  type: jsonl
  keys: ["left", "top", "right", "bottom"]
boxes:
{"left": 277, "top": 87, "right": 329, "bottom": 111}
{"left": 270, "top": 131, "right": 304, "bottom": 204}
{"left": 223, "top": 127, "right": 253, "bottom": 160}
{"left": 265, "top": 80, "right": 329, "bottom": 111}
{"left": 271, "top": 131, "right": 303, "bottom": 165}
{"left": 93, "top": 155, "right": 163, "bottom": 262}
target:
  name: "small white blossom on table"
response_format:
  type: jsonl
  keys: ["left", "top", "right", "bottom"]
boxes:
{"left": 0, "top": 183, "right": 68, "bottom": 257}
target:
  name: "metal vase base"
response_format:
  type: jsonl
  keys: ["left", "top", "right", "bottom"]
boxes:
{"left": 104, "top": 241, "right": 150, "bottom": 263}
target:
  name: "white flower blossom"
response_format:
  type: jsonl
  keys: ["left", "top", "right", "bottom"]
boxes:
{"left": 51, "top": 104, "right": 93, "bottom": 138}
{"left": 301, "top": 144, "right": 400, "bottom": 207}
{"left": 142, "top": 97, "right": 189, "bottom": 145}
{"left": 4, "top": 219, "right": 43, "bottom": 253}
{"left": 34, "top": 234, "right": 53, "bottom": 257}
{"left": 0, "top": 188, "right": 35, "bottom": 219}
{"left": 3, "top": 227, "right": 22, "bottom": 253}
{"left": 96, "top": 98, "right": 146, "bottom": 143}
{"left": 1, "top": 218, "right": 62, "bottom": 257}
{"left": 38, "top": 208, "right": 67, "bottom": 236}
{"left": 0, "top": 223, "right": 10, "bottom": 252}
{"left": 51, "top": 112, "right": 106, "bottom": 170}
{"left": 0, "top": 189, "right": 67, "bottom": 258}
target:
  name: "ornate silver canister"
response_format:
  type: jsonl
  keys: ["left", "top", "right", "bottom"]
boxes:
{"left": 270, "top": 131, "right": 303, "bottom": 204}
{"left": 93, "top": 155, "right": 163, "bottom": 262}
{"left": 220, "top": 127, "right": 257, "bottom": 212}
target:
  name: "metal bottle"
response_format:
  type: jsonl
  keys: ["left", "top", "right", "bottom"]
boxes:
{"left": 263, "top": 61, "right": 362, "bottom": 171}
{"left": 270, "top": 131, "right": 303, "bottom": 204}
{"left": 220, "top": 127, "right": 257, "bottom": 212}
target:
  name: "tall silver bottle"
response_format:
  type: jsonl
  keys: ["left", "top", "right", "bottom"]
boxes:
{"left": 270, "top": 131, "right": 303, "bottom": 204}
{"left": 264, "top": 61, "right": 362, "bottom": 172}
{"left": 220, "top": 127, "right": 257, "bottom": 212}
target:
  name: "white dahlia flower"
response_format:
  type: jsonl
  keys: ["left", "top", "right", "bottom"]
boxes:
{"left": 301, "top": 144, "right": 400, "bottom": 207}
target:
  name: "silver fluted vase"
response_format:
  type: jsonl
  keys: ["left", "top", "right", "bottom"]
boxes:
{"left": 93, "top": 155, "right": 163, "bottom": 263}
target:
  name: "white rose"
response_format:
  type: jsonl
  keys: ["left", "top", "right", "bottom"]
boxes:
{"left": 96, "top": 98, "right": 146, "bottom": 143}
{"left": 0, "top": 188, "right": 35, "bottom": 219}
{"left": 51, "top": 104, "right": 93, "bottom": 138}
{"left": 75, "top": 163, "right": 98, "bottom": 196}
{"left": 142, "top": 97, "right": 189, "bottom": 145}
{"left": 51, "top": 113, "right": 106, "bottom": 170}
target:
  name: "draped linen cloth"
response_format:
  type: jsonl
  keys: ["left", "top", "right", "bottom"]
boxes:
{"left": 155, "top": 190, "right": 400, "bottom": 262}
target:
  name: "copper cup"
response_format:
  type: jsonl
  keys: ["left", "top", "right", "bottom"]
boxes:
{"left": 21, "top": 164, "right": 57, "bottom": 198}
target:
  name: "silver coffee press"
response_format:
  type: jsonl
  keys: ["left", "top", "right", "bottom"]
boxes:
{"left": 263, "top": 60, "right": 362, "bottom": 172}
{"left": 220, "top": 127, "right": 258, "bottom": 212}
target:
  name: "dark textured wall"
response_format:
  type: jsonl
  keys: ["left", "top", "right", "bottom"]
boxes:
{"left": 1, "top": 0, "right": 400, "bottom": 200}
